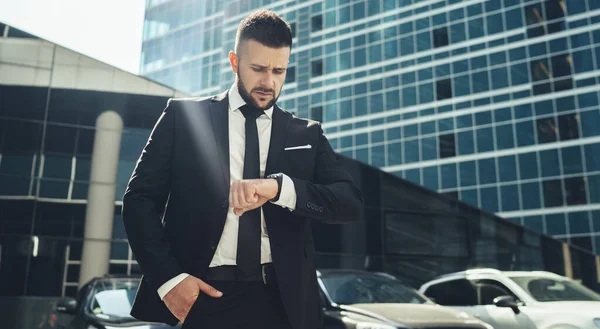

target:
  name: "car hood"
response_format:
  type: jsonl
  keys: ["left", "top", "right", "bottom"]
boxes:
{"left": 531, "top": 301, "right": 600, "bottom": 316}
{"left": 94, "top": 319, "right": 177, "bottom": 329}
{"left": 343, "top": 304, "right": 488, "bottom": 328}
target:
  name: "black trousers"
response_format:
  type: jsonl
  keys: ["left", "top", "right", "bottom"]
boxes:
{"left": 181, "top": 279, "right": 293, "bottom": 329}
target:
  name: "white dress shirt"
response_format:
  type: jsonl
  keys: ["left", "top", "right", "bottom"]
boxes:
{"left": 157, "top": 84, "right": 297, "bottom": 299}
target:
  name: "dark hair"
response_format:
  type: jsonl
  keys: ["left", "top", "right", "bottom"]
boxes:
{"left": 235, "top": 10, "right": 292, "bottom": 54}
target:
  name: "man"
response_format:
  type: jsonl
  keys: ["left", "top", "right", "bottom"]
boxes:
{"left": 122, "top": 10, "right": 363, "bottom": 329}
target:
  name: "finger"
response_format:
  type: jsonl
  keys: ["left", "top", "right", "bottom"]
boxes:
{"left": 236, "top": 184, "right": 247, "bottom": 207}
{"left": 240, "top": 182, "right": 255, "bottom": 208}
{"left": 244, "top": 198, "right": 267, "bottom": 212}
{"left": 232, "top": 182, "right": 242, "bottom": 209}
{"left": 198, "top": 280, "right": 223, "bottom": 298}
{"left": 244, "top": 183, "right": 258, "bottom": 204}
{"left": 229, "top": 182, "right": 234, "bottom": 207}
{"left": 234, "top": 207, "right": 245, "bottom": 216}
{"left": 238, "top": 183, "right": 252, "bottom": 207}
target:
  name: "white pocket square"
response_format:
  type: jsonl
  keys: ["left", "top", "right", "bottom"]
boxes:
{"left": 284, "top": 144, "right": 312, "bottom": 151}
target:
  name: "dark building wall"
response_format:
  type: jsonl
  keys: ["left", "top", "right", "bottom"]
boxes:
{"left": 313, "top": 156, "right": 600, "bottom": 290}
{"left": 0, "top": 84, "right": 170, "bottom": 296}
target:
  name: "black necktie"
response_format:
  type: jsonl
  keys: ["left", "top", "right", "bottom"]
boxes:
{"left": 236, "top": 104, "right": 264, "bottom": 277}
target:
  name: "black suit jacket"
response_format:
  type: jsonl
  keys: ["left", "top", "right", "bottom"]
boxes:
{"left": 122, "top": 91, "right": 363, "bottom": 329}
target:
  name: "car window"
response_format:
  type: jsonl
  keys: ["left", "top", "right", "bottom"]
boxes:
{"left": 422, "top": 279, "right": 477, "bottom": 306}
{"left": 320, "top": 273, "right": 429, "bottom": 305}
{"left": 89, "top": 279, "right": 140, "bottom": 319}
{"left": 471, "top": 279, "right": 517, "bottom": 305}
{"left": 510, "top": 276, "right": 600, "bottom": 302}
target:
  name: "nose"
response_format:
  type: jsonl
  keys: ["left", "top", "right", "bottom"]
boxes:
{"left": 260, "top": 70, "right": 274, "bottom": 89}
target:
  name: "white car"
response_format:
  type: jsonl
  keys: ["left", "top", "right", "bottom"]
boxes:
{"left": 419, "top": 268, "right": 600, "bottom": 329}
{"left": 318, "top": 269, "right": 495, "bottom": 329}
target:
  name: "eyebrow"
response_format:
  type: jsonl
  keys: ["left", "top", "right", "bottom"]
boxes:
{"left": 251, "top": 64, "right": 287, "bottom": 70}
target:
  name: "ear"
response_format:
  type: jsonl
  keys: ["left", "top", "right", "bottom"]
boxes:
{"left": 229, "top": 51, "right": 238, "bottom": 74}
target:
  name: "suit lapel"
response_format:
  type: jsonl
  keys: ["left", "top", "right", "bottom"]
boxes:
{"left": 209, "top": 91, "right": 230, "bottom": 188}
{"left": 208, "top": 95, "right": 290, "bottom": 184}
{"left": 265, "top": 105, "right": 291, "bottom": 176}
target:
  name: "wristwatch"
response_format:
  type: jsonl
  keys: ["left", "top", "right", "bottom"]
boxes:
{"left": 266, "top": 173, "right": 283, "bottom": 202}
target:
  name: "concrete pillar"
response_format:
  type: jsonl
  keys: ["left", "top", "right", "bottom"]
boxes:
{"left": 562, "top": 243, "right": 573, "bottom": 279}
{"left": 596, "top": 256, "right": 600, "bottom": 283}
{"left": 79, "top": 111, "right": 123, "bottom": 287}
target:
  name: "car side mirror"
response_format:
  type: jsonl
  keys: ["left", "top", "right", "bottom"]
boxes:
{"left": 56, "top": 298, "right": 77, "bottom": 315}
{"left": 493, "top": 295, "right": 520, "bottom": 314}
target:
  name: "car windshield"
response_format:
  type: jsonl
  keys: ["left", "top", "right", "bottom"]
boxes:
{"left": 320, "top": 273, "right": 430, "bottom": 305}
{"left": 89, "top": 279, "right": 140, "bottom": 319}
{"left": 510, "top": 276, "right": 600, "bottom": 302}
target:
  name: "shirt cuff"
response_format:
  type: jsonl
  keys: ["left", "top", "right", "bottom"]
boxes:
{"left": 157, "top": 273, "right": 189, "bottom": 300}
{"left": 271, "top": 174, "right": 296, "bottom": 211}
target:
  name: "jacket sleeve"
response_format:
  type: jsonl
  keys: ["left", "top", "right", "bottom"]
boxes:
{"left": 289, "top": 124, "right": 364, "bottom": 223}
{"left": 122, "top": 99, "right": 184, "bottom": 291}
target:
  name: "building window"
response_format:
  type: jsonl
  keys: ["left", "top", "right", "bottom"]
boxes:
{"left": 530, "top": 59, "right": 552, "bottom": 95}
{"left": 545, "top": 0, "right": 566, "bottom": 33}
{"left": 285, "top": 66, "right": 295, "bottom": 83}
{"left": 311, "top": 106, "right": 323, "bottom": 122}
{"left": 433, "top": 27, "right": 449, "bottom": 48}
{"left": 525, "top": 0, "right": 566, "bottom": 38}
{"left": 439, "top": 133, "right": 456, "bottom": 158}
{"left": 551, "top": 54, "right": 573, "bottom": 91}
{"left": 311, "top": 60, "right": 323, "bottom": 77}
{"left": 565, "top": 176, "right": 587, "bottom": 205}
{"left": 525, "top": 3, "right": 544, "bottom": 37}
{"left": 311, "top": 15, "right": 322, "bottom": 32}
{"left": 537, "top": 117, "right": 558, "bottom": 143}
{"left": 571, "top": 237, "right": 592, "bottom": 251}
{"left": 558, "top": 113, "right": 579, "bottom": 141}
{"left": 290, "top": 22, "right": 296, "bottom": 38}
{"left": 442, "top": 191, "right": 459, "bottom": 200}
{"left": 6, "top": 26, "right": 38, "bottom": 39}
{"left": 543, "top": 179, "right": 563, "bottom": 207}
{"left": 436, "top": 79, "right": 452, "bottom": 100}
{"left": 530, "top": 54, "right": 573, "bottom": 95}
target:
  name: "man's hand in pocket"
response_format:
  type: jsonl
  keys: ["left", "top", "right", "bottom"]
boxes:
{"left": 163, "top": 275, "right": 223, "bottom": 322}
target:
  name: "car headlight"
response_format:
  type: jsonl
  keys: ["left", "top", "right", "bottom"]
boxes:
{"left": 594, "top": 318, "right": 600, "bottom": 328}
{"left": 355, "top": 323, "right": 397, "bottom": 329}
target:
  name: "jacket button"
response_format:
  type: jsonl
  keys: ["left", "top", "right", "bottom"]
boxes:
{"left": 211, "top": 241, "right": 217, "bottom": 250}
{"left": 221, "top": 200, "right": 228, "bottom": 209}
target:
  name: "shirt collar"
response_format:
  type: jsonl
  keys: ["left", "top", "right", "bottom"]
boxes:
{"left": 228, "top": 83, "right": 273, "bottom": 120}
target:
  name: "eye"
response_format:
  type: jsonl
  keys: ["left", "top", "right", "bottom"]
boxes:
{"left": 274, "top": 69, "right": 285, "bottom": 75}
{"left": 252, "top": 67, "right": 263, "bottom": 72}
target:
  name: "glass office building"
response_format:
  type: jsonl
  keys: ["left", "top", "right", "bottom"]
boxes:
{"left": 0, "top": 22, "right": 184, "bottom": 297}
{"left": 141, "top": 0, "right": 600, "bottom": 254}
{"left": 1, "top": 17, "right": 598, "bottom": 309}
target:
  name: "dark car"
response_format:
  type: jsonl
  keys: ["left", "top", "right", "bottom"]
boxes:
{"left": 317, "top": 269, "right": 494, "bottom": 329}
{"left": 56, "top": 276, "right": 178, "bottom": 329}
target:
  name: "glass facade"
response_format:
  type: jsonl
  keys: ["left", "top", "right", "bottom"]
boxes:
{"left": 0, "top": 84, "right": 171, "bottom": 296}
{"left": 142, "top": 0, "right": 600, "bottom": 254}
{"left": 314, "top": 156, "right": 600, "bottom": 291}
{"left": 1, "top": 17, "right": 598, "bottom": 300}
{"left": 0, "top": 23, "right": 179, "bottom": 297}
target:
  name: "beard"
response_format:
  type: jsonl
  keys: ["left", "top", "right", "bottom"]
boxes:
{"left": 236, "top": 72, "right": 280, "bottom": 110}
